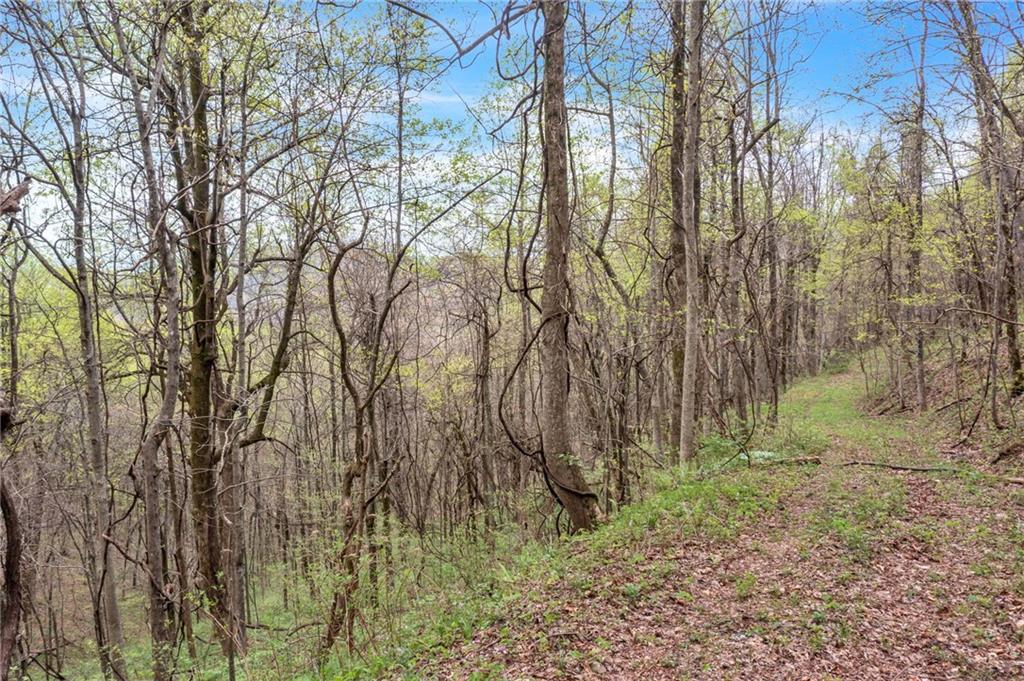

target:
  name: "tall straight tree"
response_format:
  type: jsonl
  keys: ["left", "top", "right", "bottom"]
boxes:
{"left": 905, "top": 3, "right": 928, "bottom": 410}
{"left": 674, "top": 0, "right": 705, "bottom": 462}
{"left": 668, "top": 0, "right": 687, "bottom": 460}
{"left": 166, "top": 0, "right": 231, "bottom": 650}
{"left": 539, "top": 0, "right": 600, "bottom": 531}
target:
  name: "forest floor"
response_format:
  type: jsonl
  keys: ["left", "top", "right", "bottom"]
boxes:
{"left": 410, "top": 367, "right": 1024, "bottom": 680}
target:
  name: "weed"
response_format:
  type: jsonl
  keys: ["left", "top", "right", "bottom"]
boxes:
{"left": 622, "top": 582, "right": 645, "bottom": 601}
{"left": 673, "top": 589, "right": 695, "bottom": 603}
{"left": 734, "top": 571, "right": 758, "bottom": 599}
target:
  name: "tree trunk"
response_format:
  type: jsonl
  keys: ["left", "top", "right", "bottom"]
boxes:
{"left": 674, "top": 0, "right": 705, "bottom": 462}
{"left": 668, "top": 0, "right": 687, "bottom": 463}
{"left": 539, "top": 0, "right": 600, "bottom": 532}
{"left": 0, "top": 476, "right": 21, "bottom": 681}
{"left": 178, "top": 4, "right": 230, "bottom": 648}
{"left": 72, "top": 132, "right": 127, "bottom": 681}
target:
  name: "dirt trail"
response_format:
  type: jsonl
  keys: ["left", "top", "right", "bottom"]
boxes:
{"left": 425, "top": 372, "right": 1024, "bottom": 680}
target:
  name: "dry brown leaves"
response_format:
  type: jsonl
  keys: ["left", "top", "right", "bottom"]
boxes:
{"left": 420, "top": 463, "right": 1024, "bottom": 680}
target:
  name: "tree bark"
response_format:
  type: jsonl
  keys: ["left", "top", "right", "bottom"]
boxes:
{"left": 174, "top": 1, "right": 230, "bottom": 649}
{"left": 0, "top": 475, "right": 21, "bottom": 681}
{"left": 539, "top": 0, "right": 600, "bottom": 532}
{"left": 668, "top": 0, "right": 687, "bottom": 462}
{"left": 675, "top": 0, "right": 705, "bottom": 462}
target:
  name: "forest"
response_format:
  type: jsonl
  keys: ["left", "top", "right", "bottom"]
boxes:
{"left": 0, "top": 0, "right": 1022, "bottom": 679}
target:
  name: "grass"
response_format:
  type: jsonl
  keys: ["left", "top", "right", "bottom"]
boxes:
{"left": 64, "top": 360, "right": 1023, "bottom": 679}
{"left": 733, "top": 571, "right": 758, "bottom": 599}
{"left": 353, "top": 366, "right": 911, "bottom": 677}
{"left": 810, "top": 473, "right": 907, "bottom": 561}
{"left": 384, "top": 462, "right": 809, "bottom": 679}
{"left": 423, "top": 358, "right": 1023, "bottom": 678}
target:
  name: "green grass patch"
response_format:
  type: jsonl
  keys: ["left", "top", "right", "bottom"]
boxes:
{"left": 733, "top": 571, "right": 758, "bottom": 600}
{"left": 811, "top": 473, "right": 906, "bottom": 561}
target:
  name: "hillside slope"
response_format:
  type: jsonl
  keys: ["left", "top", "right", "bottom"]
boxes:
{"left": 408, "top": 368, "right": 1024, "bottom": 680}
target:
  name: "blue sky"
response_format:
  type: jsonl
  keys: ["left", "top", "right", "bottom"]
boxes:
{"left": 395, "top": 1, "right": 913, "bottom": 131}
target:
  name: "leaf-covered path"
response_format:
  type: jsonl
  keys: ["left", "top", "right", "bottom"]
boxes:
{"left": 420, "top": 370, "right": 1024, "bottom": 680}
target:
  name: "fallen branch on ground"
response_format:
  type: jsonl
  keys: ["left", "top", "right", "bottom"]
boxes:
{"left": 992, "top": 441, "right": 1023, "bottom": 465}
{"left": 767, "top": 456, "right": 822, "bottom": 466}
{"left": 841, "top": 460, "right": 1024, "bottom": 485}
{"left": 935, "top": 397, "right": 968, "bottom": 413}
{"left": 842, "top": 460, "right": 958, "bottom": 473}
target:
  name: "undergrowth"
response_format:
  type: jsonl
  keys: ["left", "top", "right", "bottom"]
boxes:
{"left": 69, "top": 360, "right": 992, "bottom": 680}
